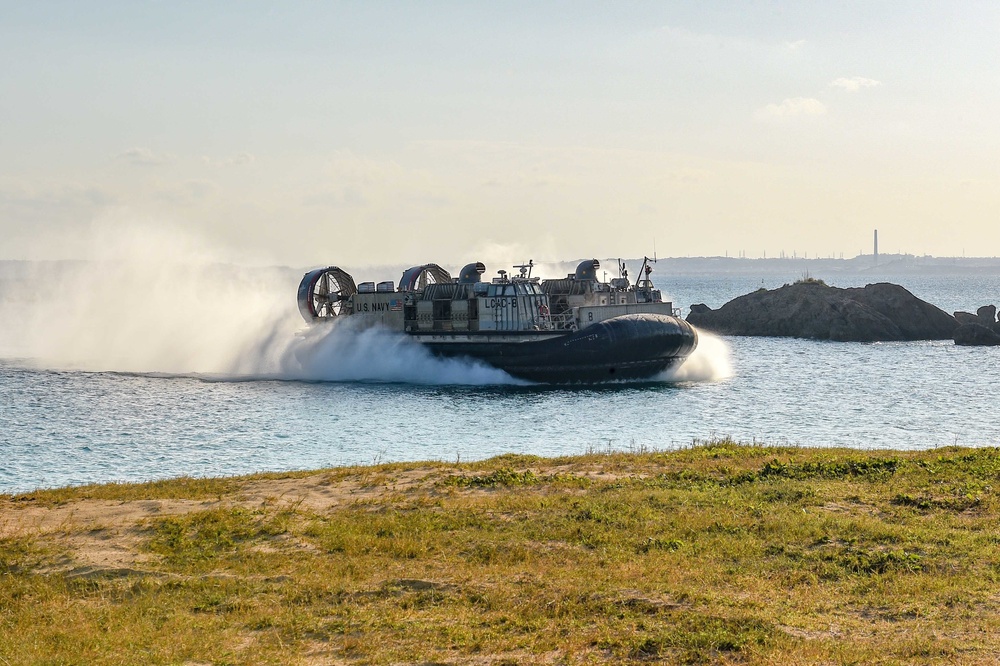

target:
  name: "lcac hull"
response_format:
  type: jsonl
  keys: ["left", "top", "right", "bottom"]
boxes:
{"left": 414, "top": 313, "right": 698, "bottom": 383}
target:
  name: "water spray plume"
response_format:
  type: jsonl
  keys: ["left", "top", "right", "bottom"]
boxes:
{"left": 277, "top": 319, "right": 520, "bottom": 385}
{"left": 0, "top": 223, "right": 522, "bottom": 384}
{"left": 665, "top": 329, "right": 733, "bottom": 382}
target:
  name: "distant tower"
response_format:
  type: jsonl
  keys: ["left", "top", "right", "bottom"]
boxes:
{"left": 874, "top": 229, "right": 879, "bottom": 264}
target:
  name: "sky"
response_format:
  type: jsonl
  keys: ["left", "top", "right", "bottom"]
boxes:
{"left": 2, "top": 1, "right": 999, "bottom": 268}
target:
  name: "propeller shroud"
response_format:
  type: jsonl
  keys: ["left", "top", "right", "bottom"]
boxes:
{"left": 296, "top": 266, "right": 358, "bottom": 322}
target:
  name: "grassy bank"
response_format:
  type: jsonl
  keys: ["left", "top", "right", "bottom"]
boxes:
{"left": 3, "top": 441, "right": 1000, "bottom": 664}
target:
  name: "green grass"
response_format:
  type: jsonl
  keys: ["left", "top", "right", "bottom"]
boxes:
{"left": 3, "top": 441, "right": 1000, "bottom": 664}
{"left": 0, "top": 535, "right": 46, "bottom": 573}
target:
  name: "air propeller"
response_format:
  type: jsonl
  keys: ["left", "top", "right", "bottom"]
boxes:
{"left": 296, "top": 266, "right": 358, "bottom": 322}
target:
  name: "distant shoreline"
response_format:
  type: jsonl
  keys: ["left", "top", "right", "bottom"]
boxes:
{"left": 4, "top": 254, "right": 1000, "bottom": 281}
{"left": 651, "top": 254, "right": 1000, "bottom": 276}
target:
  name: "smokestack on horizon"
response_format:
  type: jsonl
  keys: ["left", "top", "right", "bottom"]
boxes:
{"left": 874, "top": 229, "right": 879, "bottom": 264}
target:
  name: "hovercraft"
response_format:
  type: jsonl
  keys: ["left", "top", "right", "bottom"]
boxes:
{"left": 296, "top": 257, "right": 696, "bottom": 383}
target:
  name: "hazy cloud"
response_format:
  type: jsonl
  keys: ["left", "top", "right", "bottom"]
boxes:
{"left": 785, "top": 39, "right": 807, "bottom": 51}
{"left": 830, "top": 77, "right": 882, "bottom": 91}
{"left": 302, "top": 186, "right": 367, "bottom": 208}
{"left": 755, "top": 97, "right": 827, "bottom": 120}
{"left": 202, "top": 153, "right": 256, "bottom": 168}
{"left": 0, "top": 184, "right": 115, "bottom": 248}
{"left": 0, "top": 183, "right": 114, "bottom": 212}
{"left": 154, "top": 180, "right": 218, "bottom": 205}
{"left": 115, "top": 147, "right": 172, "bottom": 166}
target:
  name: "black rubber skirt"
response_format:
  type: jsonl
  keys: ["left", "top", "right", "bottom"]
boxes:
{"left": 421, "top": 313, "right": 698, "bottom": 383}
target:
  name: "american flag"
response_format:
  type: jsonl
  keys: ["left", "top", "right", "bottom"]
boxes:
{"left": 389, "top": 299, "right": 403, "bottom": 311}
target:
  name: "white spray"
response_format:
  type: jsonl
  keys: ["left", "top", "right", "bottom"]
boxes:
{"left": 0, "top": 223, "right": 522, "bottom": 384}
{"left": 664, "top": 329, "right": 734, "bottom": 382}
{"left": 272, "top": 319, "right": 519, "bottom": 385}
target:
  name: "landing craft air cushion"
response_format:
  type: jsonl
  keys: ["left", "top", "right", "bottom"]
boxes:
{"left": 297, "top": 258, "right": 697, "bottom": 383}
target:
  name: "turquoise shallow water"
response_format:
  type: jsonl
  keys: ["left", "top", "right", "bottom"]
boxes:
{"left": 1, "top": 271, "right": 998, "bottom": 493}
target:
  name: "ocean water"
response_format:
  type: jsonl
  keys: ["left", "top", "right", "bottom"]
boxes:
{"left": 2, "top": 268, "right": 999, "bottom": 494}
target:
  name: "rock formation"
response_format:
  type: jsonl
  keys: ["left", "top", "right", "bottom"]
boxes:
{"left": 977, "top": 305, "right": 997, "bottom": 322}
{"left": 687, "top": 281, "right": 958, "bottom": 342}
{"left": 953, "top": 304, "right": 1000, "bottom": 346}
{"left": 953, "top": 323, "right": 1000, "bottom": 346}
{"left": 954, "top": 311, "right": 982, "bottom": 325}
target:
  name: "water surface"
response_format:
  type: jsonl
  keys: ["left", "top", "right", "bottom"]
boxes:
{"left": 2, "top": 271, "right": 998, "bottom": 493}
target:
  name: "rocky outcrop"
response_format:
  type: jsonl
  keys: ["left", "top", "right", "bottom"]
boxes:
{"left": 954, "top": 323, "right": 1000, "bottom": 346}
{"left": 841, "top": 283, "right": 959, "bottom": 341}
{"left": 687, "top": 281, "right": 958, "bottom": 342}
{"left": 952, "top": 304, "right": 1000, "bottom": 346}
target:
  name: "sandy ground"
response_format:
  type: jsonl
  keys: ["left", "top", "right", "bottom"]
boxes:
{"left": 0, "top": 468, "right": 441, "bottom": 574}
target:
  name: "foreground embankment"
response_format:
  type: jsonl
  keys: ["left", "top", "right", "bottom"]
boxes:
{"left": 3, "top": 442, "right": 1000, "bottom": 664}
